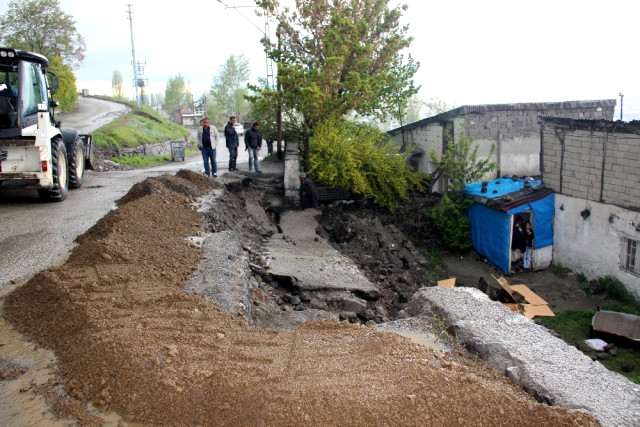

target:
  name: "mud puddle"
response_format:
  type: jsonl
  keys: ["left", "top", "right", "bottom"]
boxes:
{"left": 0, "top": 289, "right": 127, "bottom": 426}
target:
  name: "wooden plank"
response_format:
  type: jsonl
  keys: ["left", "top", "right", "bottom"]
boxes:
{"left": 437, "top": 278, "right": 456, "bottom": 288}
{"left": 511, "top": 284, "right": 549, "bottom": 306}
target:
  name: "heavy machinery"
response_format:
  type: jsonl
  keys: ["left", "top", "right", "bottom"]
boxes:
{"left": 0, "top": 47, "right": 93, "bottom": 202}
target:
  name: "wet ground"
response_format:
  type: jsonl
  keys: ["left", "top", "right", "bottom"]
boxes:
{"left": 0, "top": 165, "right": 600, "bottom": 426}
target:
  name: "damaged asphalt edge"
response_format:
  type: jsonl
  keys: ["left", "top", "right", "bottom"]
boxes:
{"left": 402, "top": 286, "right": 640, "bottom": 426}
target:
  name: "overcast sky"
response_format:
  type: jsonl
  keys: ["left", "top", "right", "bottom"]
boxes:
{"left": 2, "top": 0, "right": 638, "bottom": 119}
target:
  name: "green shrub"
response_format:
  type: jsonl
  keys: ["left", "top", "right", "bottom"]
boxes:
{"left": 425, "top": 193, "right": 472, "bottom": 251}
{"left": 552, "top": 263, "right": 572, "bottom": 278}
{"left": 308, "top": 119, "right": 425, "bottom": 211}
{"left": 598, "top": 276, "right": 639, "bottom": 308}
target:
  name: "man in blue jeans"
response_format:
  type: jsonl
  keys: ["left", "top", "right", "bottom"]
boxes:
{"left": 244, "top": 122, "right": 262, "bottom": 173}
{"left": 197, "top": 117, "right": 219, "bottom": 177}
{"left": 224, "top": 116, "right": 239, "bottom": 171}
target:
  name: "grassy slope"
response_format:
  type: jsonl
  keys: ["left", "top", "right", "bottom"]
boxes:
{"left": 89, "top": 97, "right": 193, "bottom": 167}
{"left": 93, "top": 108, "right": 189, "bottom": 148}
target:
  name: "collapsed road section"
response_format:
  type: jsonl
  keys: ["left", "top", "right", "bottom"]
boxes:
{"left": 0, "top": 166, "right": 615, "bottom": 425}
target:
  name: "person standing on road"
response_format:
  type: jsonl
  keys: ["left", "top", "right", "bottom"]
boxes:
{"left": 523, "top": 221, "right": 534, "bottom": 271}
{"left": 244, "top": 122, "right": 262, "bottom": 173}
{"left": 197, "top": 117, "right": 219, "bottom": 177}
{"left": 299, "top": 173, "right": 319, "bottom": 209}
{"left": 224, "top": 116, "right": 239, "bottom": 171}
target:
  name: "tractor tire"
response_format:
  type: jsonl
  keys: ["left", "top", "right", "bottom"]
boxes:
{"left": 38, "top": 137, "right": 69, "bottom": 202}
{"left": 67, "top": 135, "right": 85, "bottom": 189}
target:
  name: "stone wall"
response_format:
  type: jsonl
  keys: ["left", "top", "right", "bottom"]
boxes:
{"left": 94, "top": 139, "right": 188, "bottom": 160}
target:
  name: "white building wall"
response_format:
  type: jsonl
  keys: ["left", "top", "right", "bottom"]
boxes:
{"left": 553, "top": 194, "right": 640, "bottom": 297}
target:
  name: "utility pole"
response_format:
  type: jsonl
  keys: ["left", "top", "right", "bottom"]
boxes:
{"left": 619, "top": 92, "right": 624, "bottom": 121}
{"left": 126, "top": 4, "right": 140, "bottom": 109}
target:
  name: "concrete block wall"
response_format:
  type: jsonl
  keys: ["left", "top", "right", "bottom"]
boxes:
{"left": 389, "top": 100, "right": 616, "bottom": 191}
{"left": 541, "top": 122, "right": 640, "bottom": 210}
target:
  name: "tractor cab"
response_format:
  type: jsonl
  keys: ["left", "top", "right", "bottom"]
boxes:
{"left": 0, "top": 47, "right": 58, "bottom": 138}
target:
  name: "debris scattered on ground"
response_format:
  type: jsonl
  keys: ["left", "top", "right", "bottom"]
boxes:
{"left": 1, "top": 167, "right": 601, "bottom": 425}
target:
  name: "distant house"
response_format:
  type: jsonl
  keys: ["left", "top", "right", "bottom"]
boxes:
{"left": 540, "top": 116, "right": 640, "bottom": 296}
{"left": 388, "top": 100, "right": 615, "bottom": 192}
{"left": 175, "top": 97, "right": 208, "bottom": 126}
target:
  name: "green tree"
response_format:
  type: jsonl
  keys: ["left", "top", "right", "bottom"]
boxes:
{"left": 425, "top": 193, "right": 473, "bottom": 251}
{"left": 0, "top": 0, "right": 86, "bottom": 69}
{"left": 112, "top": 70, "right": 125, "bottom": 99}
{"left": 421, "top": 97, "right": 454, "bottom": 117}
{"left": 426, "top": 128, "right": 496, "bottom": 251}
{"left": 48, "top": 56, "right": 76, "bottom": 113}
{"left": 246, "top": 79, "right": 302, "bottom": 144}
{"left": 209, "top": 54, "right": 250, "bottom": 122}
{"left": 430, "top": 129, "right": 497, "bottom": 191}
{"left": 309, "top": 119, "right": 424, "bottom": 211}
{"left": 164, "top": 74, "right": 189, "bottom": 118}
{"left": 256, "top": 0, "right": 419, "bottom": 160}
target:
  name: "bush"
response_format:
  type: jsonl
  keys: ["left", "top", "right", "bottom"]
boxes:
{"left": 308, "top": 119, "right": 425, "bottom": 211}
{"left": 425, "top": 193, "right": 473, "bottom": 251}
{"left": 597, "top": 276, "right": 638, "bottom": 307}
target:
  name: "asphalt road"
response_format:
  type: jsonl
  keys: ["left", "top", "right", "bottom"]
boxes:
{"left": 0, "top": 97, "right": 257, "bottom": 290}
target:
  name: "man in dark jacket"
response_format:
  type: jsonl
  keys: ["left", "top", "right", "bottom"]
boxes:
{"left": 224, "top": 116, "right": 239, "bottom": 171}
{"left": 244, "top": 122, "right": 262, "bottom": 173}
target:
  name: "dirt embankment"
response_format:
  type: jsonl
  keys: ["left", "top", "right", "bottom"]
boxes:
{"left": 2, "top": 169, "right": 599, "bottom": 425}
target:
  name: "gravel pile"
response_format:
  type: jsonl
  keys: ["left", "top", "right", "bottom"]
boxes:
{"left": 403, "top": 286, "right": 640, "bottom": 426}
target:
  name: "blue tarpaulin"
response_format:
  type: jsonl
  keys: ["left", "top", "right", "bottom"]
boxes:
{"left": 464, "top": 178, "right": 554, "bottom": 274}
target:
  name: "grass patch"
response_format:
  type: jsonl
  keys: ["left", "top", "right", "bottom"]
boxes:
{"left": 112, "top": 154, "right": 171, "bottom": 167}
{"left": 262, "top": 152, "right": 285, "bottom": 162}
{"left": 421, "top": 247, "right": 445, "bottom": 267}
{"left": 552, "top": 263, "right": 572, "bottom": 278}
{"left": 538, "top": 275, "right": 640, "bottom": 384}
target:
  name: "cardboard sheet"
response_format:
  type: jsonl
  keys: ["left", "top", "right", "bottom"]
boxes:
{"left": 437, "top": 278, "right": 456, "bottom": 288}
{"left": 511, "top": 284, "right": 549, "bottom": 306}
{"left": 522, "top": 304, "right": 555, "bottom": 318}
{"left": 492, "top": 274, "right": 516, "bottom": 297}
{"left": 493, "top": 275, "right": 555, "bottom": 318}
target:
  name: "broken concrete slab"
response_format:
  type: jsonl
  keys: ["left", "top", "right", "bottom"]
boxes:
{"left": 403, "top": 286, "right": 640, "bottom": 426}
{"left": 184, "top": 230, "right": 253, "bottom": 323}
{"left": 267, "top": 210, "right": 380, "bottom": 297}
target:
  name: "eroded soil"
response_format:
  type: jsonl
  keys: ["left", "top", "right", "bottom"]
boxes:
{"left": 1, "top": 167, "right": 600, "bottom": 425}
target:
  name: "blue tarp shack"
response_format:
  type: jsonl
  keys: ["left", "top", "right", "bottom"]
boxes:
{"left": 462, "top": 177, "right": 555, "bottom": 274}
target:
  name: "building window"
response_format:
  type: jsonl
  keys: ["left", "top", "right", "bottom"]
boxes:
{"left": 622, "top": 237, "right": 639, "bottom": 276}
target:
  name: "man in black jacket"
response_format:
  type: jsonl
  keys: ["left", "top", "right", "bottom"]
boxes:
{"left": 244, "top": 122, "right": 262, "bottom": 173}
{"left": 224, "top": 116, "right": 239, "bottom": 171}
